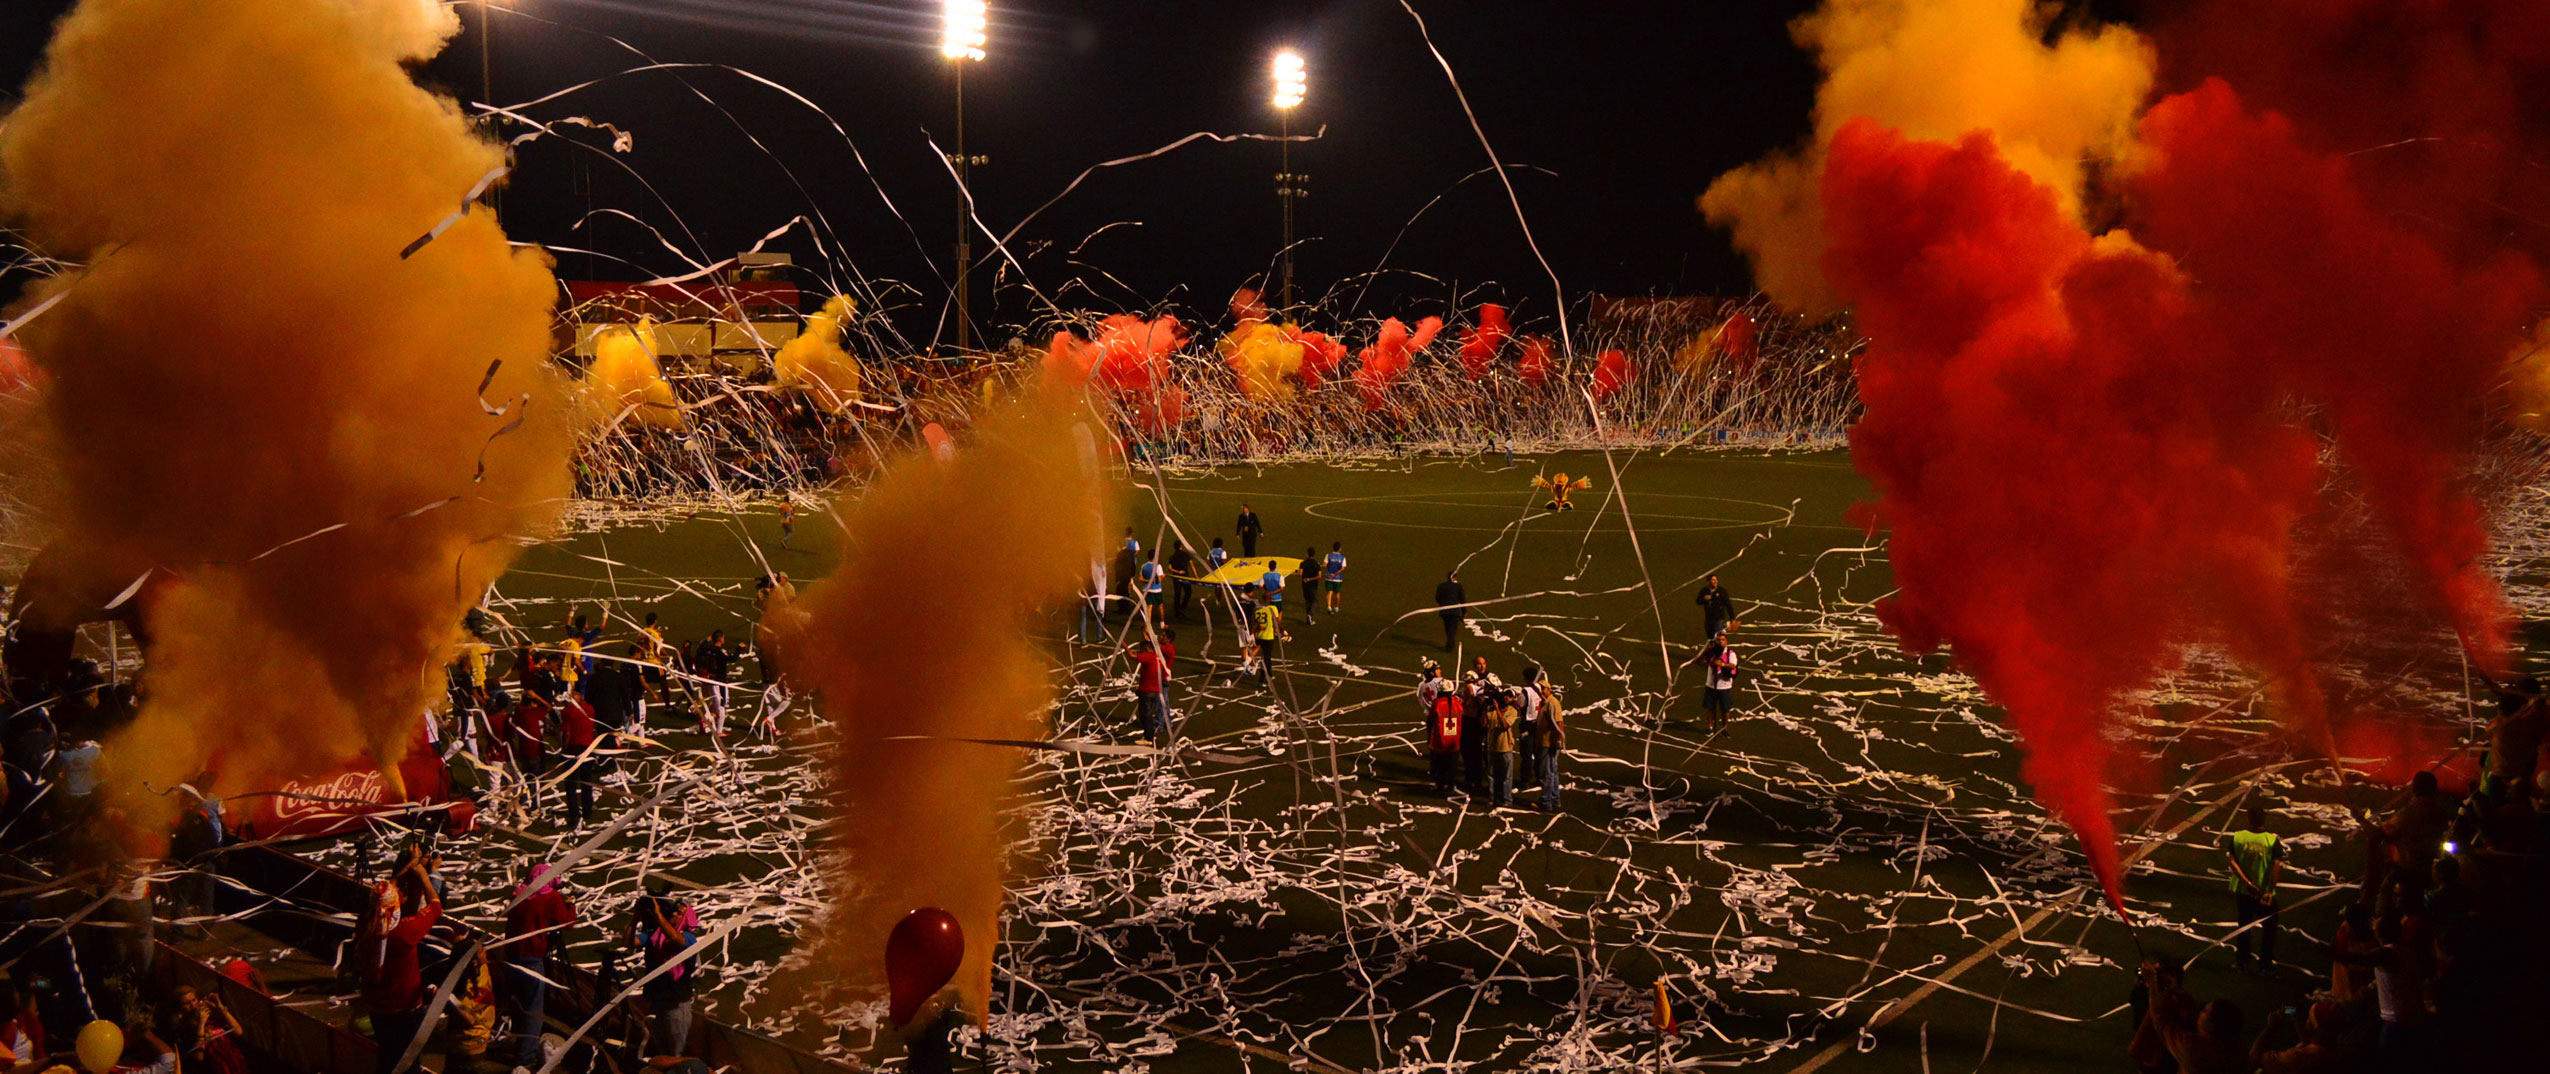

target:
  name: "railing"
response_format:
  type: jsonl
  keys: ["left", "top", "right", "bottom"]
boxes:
{"left": 149, "top": 940, "right": 374, "bottom": 1074}
{"left": 215, "top": 843, "right": 848, "bottom": 1074}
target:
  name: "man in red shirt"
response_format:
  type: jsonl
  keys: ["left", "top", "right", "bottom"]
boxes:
{"left": 503, "top": 864, "right": 578, "bottom": 1069}
{"left": 556, "top": 691, "right": 597, "bottom": 829}
{"left": 363, "top": 860, "right": 442, "bottom": 1074}
{"left": 1129, "top": 639, "right": 1169, "bottom": 747}
{"left": 1424, "top": 665, "right": 1462, "bottom": 796}
{"left": 508, "top": 692, "right": 550, "bottom": 780}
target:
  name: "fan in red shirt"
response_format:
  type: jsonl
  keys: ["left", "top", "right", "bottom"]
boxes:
{"left": 361, "top": 858, "right": 441, "bottom": 1074}
{"left": 502, "top": 864, "right": 578, "bottom": 1069}
{"left": 507, "top": 692, "right": 550, "bottom": 782}
{"left": 1129, "top": 639, "right": 1170, "bottom": 747}
{"left": 556, "top": 690, "right": 598, "bottom": 829}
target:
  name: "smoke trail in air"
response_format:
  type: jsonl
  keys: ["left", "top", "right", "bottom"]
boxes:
{"left": 1714, "top": 0, "right": 2550, "bottom": 904}
{"left": 0, "top": 0, "right": 576, "bottom": 834}
{"left": 785, "top": 377, "right": 1110, "bottom": 1034}
{"left": 1700, "top": 0, "right": 2151, "bottom": 312}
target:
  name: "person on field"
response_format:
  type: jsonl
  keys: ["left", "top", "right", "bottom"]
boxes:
{"left": 1701, "top": 631, "right": 1737, "bottom": 732}
{"left": 1533, "top": 678, "right": 1566, "bottom": 811}
{"left": 1236, "top": 505, "right": 1264, "bottom": 557}
{"left": 1435, "top": 571, "right": 1467, "bottom": 652}
{"left": 1696, "top": 574, "right": 1735, "bottom": 640}
{"left": 1166, "top": 541, "right": 1197, "bottom": 618}
{"left": 692, "top": 630, "right": 733, "bottom": 734}
{"left": 1294, "top": 549, "right": 1320, "bottom": 627}
{"left": 1460, "top": 668, "right": 1490, "bottom": 795}
{"left": 1322, "top": 542, "right": 1347, "bottom": 615}
{"left": 2224, "top": 803, "right": 2282, "bottom": 970}
{"left": 1251, "top": 595, "right": 1283, "bottom": 686}
{"left": 556, "top": 689, "right": 597, "bottom": 829}
{"left": 1138, "top": 551, "right": 1167, "bottom": 626}
{"left": 639, "top": 613, "right": 672, "bottom": 709}
{"left": 1202, "top": 538, "right": 1233, "bottom": 627}
{"left": 1111, "top": 541, "right": 1140, "bottom": 621}
{"left": 1515, "top": 663, "right": 1543, "bottom": 789}
{"left": 1423, "top": 664, "right": 1461, "bottom": 795}
{"left": 1484, "top": 682, "right": 1519, "bottom": 807}
{"left": 1129, "top": 638, "right": 1170, "bottom": 747}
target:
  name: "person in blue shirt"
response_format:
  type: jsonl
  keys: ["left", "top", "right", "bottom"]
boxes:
{"left": 1137, "top": 551, "right": 1166, "bottom": 624}
{"left": 1259, "top": 563, "right": 1285, "bottom": 608}
{"left": 1207, "top": 537, "right": 1229, "bottom": 571}
{"left": 1322, "top": 542, "right": 1348, "bottom": 614}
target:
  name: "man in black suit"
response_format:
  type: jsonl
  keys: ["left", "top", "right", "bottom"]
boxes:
{"left": 1435, "top": 570, "right": 1466, "bottom": 652}
{"left": 1236, "top": 505, "right": 1265, "bottom": 557}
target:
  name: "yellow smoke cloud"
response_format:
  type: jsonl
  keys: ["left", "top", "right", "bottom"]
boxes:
{"left": 773, "top": 295, "right": 864, "bottom": 414}
{"left": 0, "top": 0, "right": 577, "bottom": 828}
{"left": 1700, "top": 0, "right": 2153, "bottom": 311}
{"left": 588, "top": 319, "right": 686, "bottom": 430}
{"left": 1218, "top": 321, "right": 1304, "bottom": 399}
{"left": 783, "top": 376, "right": 1111, "bottom": 1039}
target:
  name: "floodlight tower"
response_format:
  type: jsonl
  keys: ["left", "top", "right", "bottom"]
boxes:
{"left": 943, "top": 0, "right": 989, "bottom": 356}
{"left": 1271, "top": 49, "right": 1307, "bottom": 312}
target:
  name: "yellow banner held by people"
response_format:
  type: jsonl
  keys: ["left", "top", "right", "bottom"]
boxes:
{"left": 1177, "top": 556, "right": 1301, "bottom": 587}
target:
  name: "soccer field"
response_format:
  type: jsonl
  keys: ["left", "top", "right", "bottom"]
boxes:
{"left": 397, "top": 447, "right": 2417, "bottom": 1073}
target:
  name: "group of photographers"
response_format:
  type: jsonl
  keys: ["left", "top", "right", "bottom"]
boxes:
{"left": 1420, "top": 658, "right": 1567, "bottom": 810}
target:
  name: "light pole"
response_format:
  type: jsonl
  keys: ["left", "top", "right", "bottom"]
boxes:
{"left": 480, "top": 1, "right": 500, "bottom": 215}
{"left": 943, "top": 0, "right": 988, "bottom": 357}
{"left": 1271, "top": 49, "right": 1307, "bottom": 313}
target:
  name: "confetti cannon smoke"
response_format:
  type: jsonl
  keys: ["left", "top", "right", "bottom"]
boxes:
{"left": 0, "top": 0, "right": 577, "bottom": 830}
{"left": 784, "top": 377, "right": 1110, "bottom": 1033}
{"left": 1711, "top": 0, "right": 2550, "bottom": 907}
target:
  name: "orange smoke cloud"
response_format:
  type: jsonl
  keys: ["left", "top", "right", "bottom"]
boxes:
{"left": 772, "top": 295, "right": 865, "bottom": 414}
{"left": 784, "top": 378, "right": 1111, "bottom": 1032}
{"left": 0, "top": 0, "right": 576, "bottom": 819}
{"left": 1699, "top": 0, "right": 2152, "bottom": 311}
{"left": 587, "top": 319, "right": 686, "bottom": 430}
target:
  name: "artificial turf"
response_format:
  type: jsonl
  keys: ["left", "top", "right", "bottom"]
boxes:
{"left": 437, "top": 447, "right": 2405, "bottom": 1072}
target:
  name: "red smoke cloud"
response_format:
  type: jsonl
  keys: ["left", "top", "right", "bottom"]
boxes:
{"left": 1589, "top": 349, "right": 1630, "bottom": 401}
{"left": 1353, "top": 315, "right": 1443, "bottom": 409}
{"left": 1044, "top": 314, "right": 1186, "bottom": 436}
{"left": 1715, "top": 312, "right": 1757, "bottom": 372}
{"left": 1296, "top": 331, "right": 1346, "bottom": 387}
{"left": 1517, "top": 335, "right": 1553, "bottom": 387}
{"left": 1823, "top": 71, "right": 2542, "bottom": 904}
{"left": 1457, "top": 304, "right": 1509, "bottom": 378}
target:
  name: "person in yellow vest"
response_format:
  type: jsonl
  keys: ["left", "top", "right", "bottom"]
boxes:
{"left": 460, "top": 635, "right": 493, "bottom": 705}
{"left": 558, "top": 634, "right": 583, "bottom": 698}
{"left": 1251, "top": 592, "right": 1282, "bottom": 687}
{"left": 2223, "top": 803, "right": 2282, "bottom": 970}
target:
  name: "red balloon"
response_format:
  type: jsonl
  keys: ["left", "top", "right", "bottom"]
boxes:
{"left": 886, "top": 907, "right": 964, "bottom": 1027}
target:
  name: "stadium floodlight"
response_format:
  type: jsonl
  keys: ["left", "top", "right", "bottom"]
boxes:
{"left": 1271, "top": 49, "right": 1305, "bottom": 109}
{"left": 942, "top": 0, "right": 987, "bottom": 61}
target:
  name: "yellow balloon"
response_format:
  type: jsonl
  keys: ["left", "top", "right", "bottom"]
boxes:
{"left": 75, "top": 1020, "right": 122, "bottom": 1074}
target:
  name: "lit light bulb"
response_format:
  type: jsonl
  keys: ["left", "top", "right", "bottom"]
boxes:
{"left": 1271, "top": 49, "right": 1306, "bottom": 109}
{"left": 942, "top": 0, "right": 987, "bottom": 61}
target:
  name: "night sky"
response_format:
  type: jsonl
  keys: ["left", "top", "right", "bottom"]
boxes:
{"left": 3, "top": 1, "right": 1839, "bottom": 343}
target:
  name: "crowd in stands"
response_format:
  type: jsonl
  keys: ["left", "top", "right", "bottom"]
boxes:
{"left": 0, "top": 584, "right": 786, "bottom": 1074}
{"left": 2128, "top": 678, "right": 2550, "bottom": 1072}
